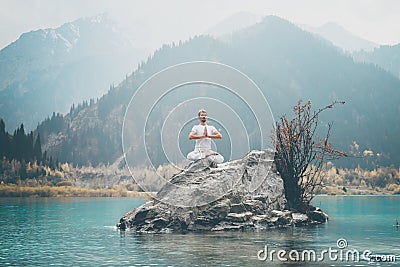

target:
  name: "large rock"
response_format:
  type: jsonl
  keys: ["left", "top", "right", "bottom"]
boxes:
{"left": 117, "top": 150, "right": 327, "bottom": 232}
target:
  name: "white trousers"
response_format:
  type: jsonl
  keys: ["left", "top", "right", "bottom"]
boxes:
{"left": 187, "top": 150, "right": 224, "bottom": 163}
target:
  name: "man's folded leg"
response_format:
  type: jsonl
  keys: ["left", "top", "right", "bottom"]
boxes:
{"left": 187, "top": 151, "right": 203, "bottom": 161}
{"left": 208, "top": 154, "right": 224, "bottom": 164}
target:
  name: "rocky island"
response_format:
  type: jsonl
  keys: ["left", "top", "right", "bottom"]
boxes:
{"left": 117, "top": 150, "right": 328, "bottom": 232}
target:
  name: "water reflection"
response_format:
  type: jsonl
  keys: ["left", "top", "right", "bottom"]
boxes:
{"left": 122, "top": 226, "right": 337, "bottom": 266}
{"left": 118, "top": 195, "right": 400, "bottom": 267}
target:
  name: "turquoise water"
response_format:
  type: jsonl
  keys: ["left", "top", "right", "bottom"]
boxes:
{"left": 0, "top": 195, "right": 399, "bottom": 266}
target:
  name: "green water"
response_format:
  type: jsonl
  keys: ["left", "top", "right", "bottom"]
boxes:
{"left": 0, "top": 195, "right": 399, "bottom": 266}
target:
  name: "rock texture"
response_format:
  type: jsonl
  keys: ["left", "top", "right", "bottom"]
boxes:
{"left": 117, "top": 150, "right": 328, "bottom": 232}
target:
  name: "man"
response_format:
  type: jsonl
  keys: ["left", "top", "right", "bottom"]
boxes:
{"left": 187, "top": 109, "right": 224, "bottom": 167}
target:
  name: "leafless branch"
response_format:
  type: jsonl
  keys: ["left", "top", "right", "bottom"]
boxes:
{"left": 272, "top": 100, "right": 346, "bottom": 211}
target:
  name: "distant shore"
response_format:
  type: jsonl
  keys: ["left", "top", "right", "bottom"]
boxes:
{"left": 0, "top": 184, "right": 152, "bottom": 198}
{"left": 319, "top": 185, "right": 398, "bottom": 195}
{"left": 0, "top": 184, "right": 398, "bottom": 198}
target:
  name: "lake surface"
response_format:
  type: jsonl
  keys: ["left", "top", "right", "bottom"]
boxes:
{"left": 0, "top": 195, "right": 399, "bottom": 266}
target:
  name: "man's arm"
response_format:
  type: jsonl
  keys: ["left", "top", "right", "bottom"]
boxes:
{"left": 189, "top": 130, "right": 205, "bottom": 140}
{"left": 208, "top": 129, "right": 222, "bottom": 139}
{"left": 189, "top": 127, "right": 222, "bottom": 139}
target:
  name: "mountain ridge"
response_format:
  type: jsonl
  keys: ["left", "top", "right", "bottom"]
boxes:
{"left": 0, "top": 13, "right": 144, "bottom": 131}
{"left": 353, "top": 44, "right": 400, "bottom": 79}
{"left": 35, "top": 16, "right": 400, "bottom": 168}
{"left": 301, "top": 22, "right": 379, "bottom": 52}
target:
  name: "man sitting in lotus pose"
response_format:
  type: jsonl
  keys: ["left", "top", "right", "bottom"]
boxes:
{"left": 187, "top": 109, "right": 224, "bottom": 167}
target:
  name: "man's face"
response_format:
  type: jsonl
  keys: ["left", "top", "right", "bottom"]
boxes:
{"left": 199, "top": 112, "right": 207, "bottom": 123}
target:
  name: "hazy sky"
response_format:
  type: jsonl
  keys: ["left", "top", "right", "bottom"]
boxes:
{"left": 1, "top": 0, "right": 400, "bottom": 50}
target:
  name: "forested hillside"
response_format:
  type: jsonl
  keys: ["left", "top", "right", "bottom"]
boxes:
{"left": 37, "top": 16, "right": 400, "bottom": 168}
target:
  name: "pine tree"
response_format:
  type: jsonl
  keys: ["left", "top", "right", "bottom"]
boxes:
{"left": 13, "top": 124, "right": 25, "bottom": 161}
{"left": 33, "top": 134, "right": 42, "bottom": 162}
{"left": 27, "top": 131, "right": 34, "bottom": 160}
{"left": 0, "top": 119, "right": 6, "bottom": 158}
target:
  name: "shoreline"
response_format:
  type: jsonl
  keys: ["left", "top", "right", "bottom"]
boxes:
{"left": 0, "top": 184, "right": 152, "bottom": 198}
{"left": 320, "top": 185, "right": 399, "bottom": 196}
{"left": 0, "top": 184, "right": 398, "bottom": 198}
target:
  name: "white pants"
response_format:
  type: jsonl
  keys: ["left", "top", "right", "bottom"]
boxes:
{"left": 187, "top": 150, "right": 224, "bottom": 163}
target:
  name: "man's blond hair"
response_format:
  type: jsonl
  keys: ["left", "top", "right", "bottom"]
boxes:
{"left": 198, "top": 109, "right": 207, "bottom": 116}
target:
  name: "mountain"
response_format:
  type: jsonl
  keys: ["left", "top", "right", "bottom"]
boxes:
{"left": 301, "top": 22, "right": 379, "bottom": 52}
{"left": 37, "top": 16, "right": 400, "bottom": 168}
{"left": 206, "top": 11, "right": 262, "bottom": 37}
{"left": 0, "top": 13, "right": 145, "bottom": 131}
{"left": 353, "top": 44, "right": 400, "bottom": 79}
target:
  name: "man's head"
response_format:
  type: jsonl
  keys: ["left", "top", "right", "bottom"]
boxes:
{"left": 198, "top": 109, "right": 207, "bottom": 123}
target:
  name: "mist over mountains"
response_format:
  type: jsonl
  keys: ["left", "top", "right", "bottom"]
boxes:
{"left": 30, "top": 16, "right": 400, "bottom": 169}
{"left": 353, "top": 44, "right": 400, "bottom": 79}
{"left": 0, "top": 13, "right": 145, "bottom": 131}
{"left": 206, "top": 11, "right": 262, "bottom": 38}
{"left": 302, "top": 22, "right": 379, "bottom": 52}
{"left": 208, "top": 12, "right": 379, "bottom": 53}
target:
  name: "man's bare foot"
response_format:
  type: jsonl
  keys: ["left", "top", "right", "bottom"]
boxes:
{"left": 205, "top": 151, "right": 218, "bottom": 156}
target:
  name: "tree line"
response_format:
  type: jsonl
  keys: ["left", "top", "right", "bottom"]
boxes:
{"left": 1, "top": 119, "right": 43, "bottom": 162}
{"left": 0, "top": 118, "right": 59, "bottom": 183}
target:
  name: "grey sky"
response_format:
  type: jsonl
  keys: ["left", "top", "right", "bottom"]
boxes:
{"left": 1, "top": 0, "right": 399, "bottom": 50}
